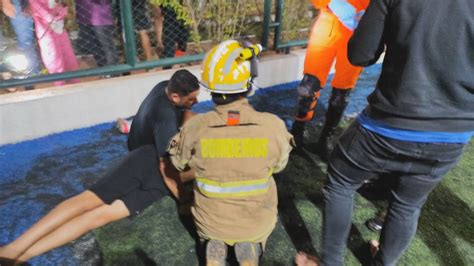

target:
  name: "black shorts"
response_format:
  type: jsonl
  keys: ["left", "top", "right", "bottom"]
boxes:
{"left": 89, "top": 145, "right": 169, "bottom": 216}
{"left": 132, "top": 0, "right": 151, "bottom": 30}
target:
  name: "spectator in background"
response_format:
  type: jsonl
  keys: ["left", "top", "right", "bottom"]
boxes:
{"left": 132, "top": 0, "right": 154, "bottom": 61}
{"left": 114, "top": 0, "right": 155, "bottom": 61}
{"left": 160, "top": 5, "right": 189, "bottom": 69}
{"left": 76, "top": 0, "right": 119, "bottom": 67}
{"left": 1, "top": 0, "right": 41, "bottom": 77}
{"left": 29, "top": 0, "right": 79, "bottom": 86}
{"left": 0, "top": 14, "right": 5, "bottom": 51}
{"left": 149, "top": 1, "right": 164, "bottom": 55}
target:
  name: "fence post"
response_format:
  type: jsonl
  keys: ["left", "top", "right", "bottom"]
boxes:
{"left": 274, "top": 0, "right": 284, "bottom": 51}
{"left": 120, "top": 0, "right": 137, "bottom": 66}
{"left": 261, "top": 0, "right": 273, "bottom": 50}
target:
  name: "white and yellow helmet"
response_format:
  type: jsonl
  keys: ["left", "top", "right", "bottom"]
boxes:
{"left": 201, "top": 40, "right": 262, "bottom": 94}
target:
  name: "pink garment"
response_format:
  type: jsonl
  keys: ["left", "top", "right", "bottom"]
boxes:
{"left": 29, "top": 0, "right": 79, "bottom": 85}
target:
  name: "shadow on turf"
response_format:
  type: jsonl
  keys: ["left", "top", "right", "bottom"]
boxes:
{"left": 417, "top": 184, "right": 474, "bottom": 265}
{"left": 134, "top": 248, "right": 158, "bottom": 266}
{"left": 277, "top": 128, "right": 394, "bottom": 266}
{"left": 349, "top": 170, "right": 472, "bottom": 265}
{"left": 353, "top": 173, "right": 473, "bottom": 265}
{"left": 276, "top": 147, "right": 327, "bottom": 262}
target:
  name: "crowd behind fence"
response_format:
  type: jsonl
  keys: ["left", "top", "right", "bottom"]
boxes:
{"left": 0, "top": 0, "right": 315, "bottom": 90}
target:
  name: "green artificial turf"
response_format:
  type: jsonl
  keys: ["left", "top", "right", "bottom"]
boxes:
{"left": 94, "top": 122, "right": 474, "bottom": 265}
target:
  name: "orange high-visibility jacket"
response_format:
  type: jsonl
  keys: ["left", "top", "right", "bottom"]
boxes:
{"left": 305, "top": 0, "right": 369, "bottom": 89}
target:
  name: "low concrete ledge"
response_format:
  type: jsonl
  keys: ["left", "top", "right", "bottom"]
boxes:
{"left": 0, "top": 50, "right": 307, "bottom": 145}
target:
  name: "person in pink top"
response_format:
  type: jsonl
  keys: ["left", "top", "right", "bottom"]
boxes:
{"left": 29, "top": 0, "right": 79, "bottom": 86}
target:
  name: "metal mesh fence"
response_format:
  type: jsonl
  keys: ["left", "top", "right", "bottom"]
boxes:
{"left": 183, "top": 0, "right": 266, "bottom": 51}
{"left": 145, "top": 0, "right": 266, "bottom": 65}
{"left": 1, "top": 0, "right": 127, "bottom": 85}
{"left": 75, "top": 0, "right": 124, "bottom": 68}
{"left": 280, "top": 0, "right": 314, "bottom": 44}
{"left": 1, "top": 0, "right": 45, "bottom": 80}
{"left": 128, "top": 1, "right": 192, "bottom": 67}
{"left": 0, "top": 0, "right": 303, "bottom": 90}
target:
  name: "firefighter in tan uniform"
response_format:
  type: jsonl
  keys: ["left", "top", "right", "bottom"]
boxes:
{"left": 168, "top": 40, "right": 293, "bottom": 266}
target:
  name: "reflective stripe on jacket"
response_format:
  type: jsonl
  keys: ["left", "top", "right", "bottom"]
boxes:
{"left": 311, "top": 0, "right": 369, "bottom": 31}
{"left": 195, "top": 175, "right": 272, "bottom": 198}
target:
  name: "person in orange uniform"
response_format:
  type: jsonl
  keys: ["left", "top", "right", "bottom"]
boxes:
{"left": 291, "top": 0, "right": 369, "bottom": 161}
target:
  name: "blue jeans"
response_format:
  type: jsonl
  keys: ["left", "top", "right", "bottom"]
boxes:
{"left": 321, "top": 121, "right": 466, "bottom": 266}
{"left": 9, "top": 0, "right": 41, "bottom": 75}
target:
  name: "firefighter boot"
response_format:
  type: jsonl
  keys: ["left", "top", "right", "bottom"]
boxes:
{"left": 316, "top": 88, "right": 351, "bottom": 161}
{"left": 235, "top": 242, "right": 262, "bottom": 266}
{"left": 206, "top": 239, "right": 227, "bottom": 266}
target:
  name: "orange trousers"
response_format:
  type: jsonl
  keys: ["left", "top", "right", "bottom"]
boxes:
{"left": 304, "top": 10, "right": 362, "bottom": 89}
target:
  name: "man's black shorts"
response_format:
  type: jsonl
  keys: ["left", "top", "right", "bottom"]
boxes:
{"left": 132, "top": 0, "right": 151, "bottom": 31}
{"left": 89, "top": 145, "right": 169, "bottom": 216}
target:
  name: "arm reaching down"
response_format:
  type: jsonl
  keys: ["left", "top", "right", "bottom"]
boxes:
{"left": 348, "top": 0, "right": 390, "bottom": 66}
{"left": 159, "top": 157, "right": 195, "bottom": 200}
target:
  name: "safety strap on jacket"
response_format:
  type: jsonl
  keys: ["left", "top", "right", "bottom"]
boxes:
{"left": 195, "top": 176, "right": 273, "bottom": 198}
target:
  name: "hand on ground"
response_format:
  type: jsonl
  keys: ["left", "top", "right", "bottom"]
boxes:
{"left": 294, "top": 251, "right": 319, "bottom": 266}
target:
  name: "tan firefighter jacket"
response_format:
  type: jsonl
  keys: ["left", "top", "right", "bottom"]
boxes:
{"left": 168, "top": 98, "right": 293, "bottom": 245}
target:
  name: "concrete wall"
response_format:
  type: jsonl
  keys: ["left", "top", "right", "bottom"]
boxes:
{"left": 0, "top": 49, "right": 308, "bottom": 145}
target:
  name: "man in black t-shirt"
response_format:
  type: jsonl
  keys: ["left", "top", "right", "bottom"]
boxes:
{"left": 128, "top": 70, "right": 199, "bottom": 156}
